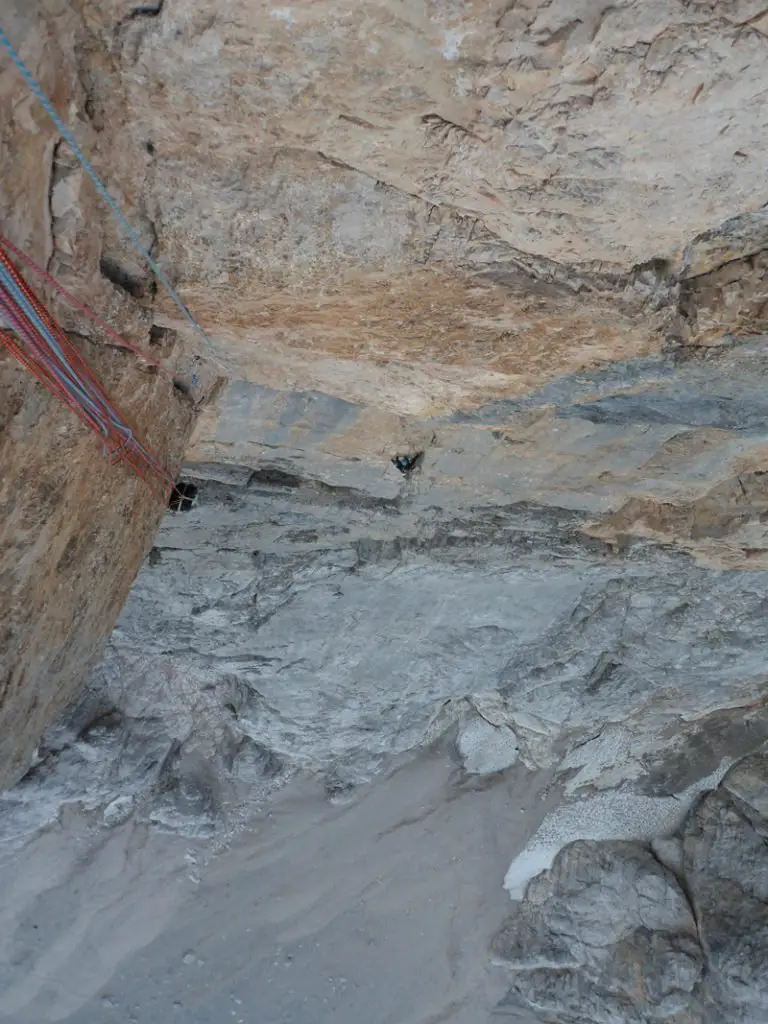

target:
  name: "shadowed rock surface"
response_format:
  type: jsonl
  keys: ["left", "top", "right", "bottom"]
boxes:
{"left": 494, "top": 754, "right": 768, "bottom": 1023}
{"left": 494, "top": 841, "right": 707, "bottom": 1023}
{"left": 3, "top": 0, "right": 768, "bottom": 1021}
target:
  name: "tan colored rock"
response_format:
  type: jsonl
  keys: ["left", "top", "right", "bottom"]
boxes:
{"left": 0, "top": 339, "right": 198, "bottom": 788}
{"left": 0, "top": 0, "right": 215, "bottom": 786}
{"left": 3, "top": 0, "right": 768, "bottom": 782}
{"left": 51, "top": 0, "right": 768, "bottom": 419}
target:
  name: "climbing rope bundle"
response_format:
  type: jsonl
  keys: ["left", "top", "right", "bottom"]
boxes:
{"left": 0, "top": 24, "right": 220, "bottom": 497}
{"left": 0, "top": 240, "right": 175, "bottom": 496}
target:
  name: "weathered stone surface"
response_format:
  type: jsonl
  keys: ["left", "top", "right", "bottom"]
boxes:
{"left": 494, "top": 840, "right": 705, "bottom": 1023}
{"left": 7, "top": 441, "right": 768, "bottom": 844}
{"left": 457, "top": 713, "right": 520, "bottom": 776}
{"left": 721, "top": 752, "right": 768, "bottom": 820}
{"left": 5, "top": 0, "right": 768, "bottom": 785}
{"left": 0, "top": 0, "right": 217, "bottom": 787}
{"left": 682, "top": 778, "right": 768, "bottom": 1020}
{"left": 495, "top": 755, "right": 768, "bottom": 1023}
{"left": 4, "top": 1, "right": 768, "bottom": 1020}
{"left": 0, "top": 338, "right": 199, "bottom": 790}
{"left": 8, "top": 0, "right": 768, "bottom": 424}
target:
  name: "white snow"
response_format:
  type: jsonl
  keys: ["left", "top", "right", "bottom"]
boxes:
{"left": 504, "top": 759, "right": 732, "bottom": 900}
{"left": 442, "top": 29, "right": 464, "bottom": 61}
{"left": 270, "top": 8, "right": 294, "bottom": 26}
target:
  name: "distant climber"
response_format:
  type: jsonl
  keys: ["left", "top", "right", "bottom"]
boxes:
{"left": 392, "top": 452, "right": 423, "bottom": 475}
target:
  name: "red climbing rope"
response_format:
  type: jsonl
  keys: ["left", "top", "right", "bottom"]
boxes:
{"left": 0, "top": 239, "right": 175, "bottom": 498}
{"left": 0, "top": 232, "right": 173, "bottom": 379}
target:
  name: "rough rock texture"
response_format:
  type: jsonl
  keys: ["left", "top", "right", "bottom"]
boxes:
{"left": 3, "top": 0, "right": 768, "bottom": 784}
{"left": 494, "top": 841, "right": 706, "bottom": 1022}
{"left": 682, "top": 755, "right": 768, "bottom": 1020}
{"left": 3, "top": 1, "right": 768, "bottom": 1020}
{"left": 495, "top": 753, "right": 768, "bottom": 1023}
{"left": 0, "top": 339, "right": 198, "bottom": 791}
{"left": 0, "top": 0, "right": 217, "bottom": 787}
{"left": 11, "top": 0, "right": 768, "bottom": 421}
{"left": 8, "top": 413, "right": 768, "bottom": 843}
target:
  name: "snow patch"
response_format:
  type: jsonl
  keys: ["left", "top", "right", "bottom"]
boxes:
{"left": 458, "top": 717, "right": 518, "bottom": 775}
{"left": 442, "top": 29, "right": 464, "bottom": 61}
{"left": 504, "top": 758, "right": 732, "bottom": 900}
{"left": 271, "top": 8, "right": 294, "bottom": 26}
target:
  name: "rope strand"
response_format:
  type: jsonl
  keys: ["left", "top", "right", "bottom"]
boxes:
{"left": 0, "top": 245, "right": 175, "bottom": 497}
{"left": 0, "top": 23, "right": 217, "bottom": 362}
{"left": 0, "top": 232, "right": 178, "bottom": 382}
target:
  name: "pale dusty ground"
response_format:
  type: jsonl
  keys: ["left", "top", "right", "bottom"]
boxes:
{"left": 0, "top": 753, "right": 553, "bottom": 1024}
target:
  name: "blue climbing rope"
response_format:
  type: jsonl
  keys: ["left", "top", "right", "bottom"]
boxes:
{"left": 0, "top": 242, "right": 174, "bottom": 486}
{"left": 0, "top": 23, "right": 217, "bottom": 364}
{"left": 0, "top": 259, "right": 132, "bottom": 449}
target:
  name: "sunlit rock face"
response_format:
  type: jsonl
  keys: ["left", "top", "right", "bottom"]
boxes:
{"left": 3, "top": 2, "right": 768, "bottom": 1021}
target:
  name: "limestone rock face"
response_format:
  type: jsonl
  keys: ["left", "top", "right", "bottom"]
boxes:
{"left": 3, "top": 1, "right": 768, "bottom": 1020}
{"left": 683, "top": 756, "right": 768, "bottom": 1020}
{"left": 494, "top": 755, "right": 768, "bottom": 1023}
{"left": 3, "top": 0, "right": 768, "bottom": 857}
{"left": 494, "top": 841, "right": 706, "bottom": 1023}
{"left": 10, "top": 0, "right": 768, "bottom": 422}
{"left": 0, "top": 0, "right": 215, "bottom": 787}
{"left": 0, "top": 335, "right": 198, "bottom": 790}
{"left": 65, "top": 0, "right": 768, "bottom": 420}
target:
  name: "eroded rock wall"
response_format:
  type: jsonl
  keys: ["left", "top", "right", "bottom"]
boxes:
{"left": 11, "top": 342, "right": 768, "bottom": 837}
{"left": 494, "top": 753, "right": 768, "bottom": 1023}
{"left": 4, "top": 0, "right": 768, "bottom": 849}
{"left": 24, "top": 0, "right": 768, "bottom": 420}
{"left": 0, "top": 0, "right": 212, "bottom": 787}
{"left": 3, "top": 2, "right": 768, "bottom": 1019}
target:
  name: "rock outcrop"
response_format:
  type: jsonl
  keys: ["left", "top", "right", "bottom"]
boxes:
{"left": 495, "top": 840, "right": 707, "bottom": 1022}
{"left": 0, "top": 0, "right": 217, "bottom": 787}
{"left": 494, "top": 753, "right": 768, "bottom": 1023}
{"left": 3, "top": 1, "right": 768, "bottom": 1019}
